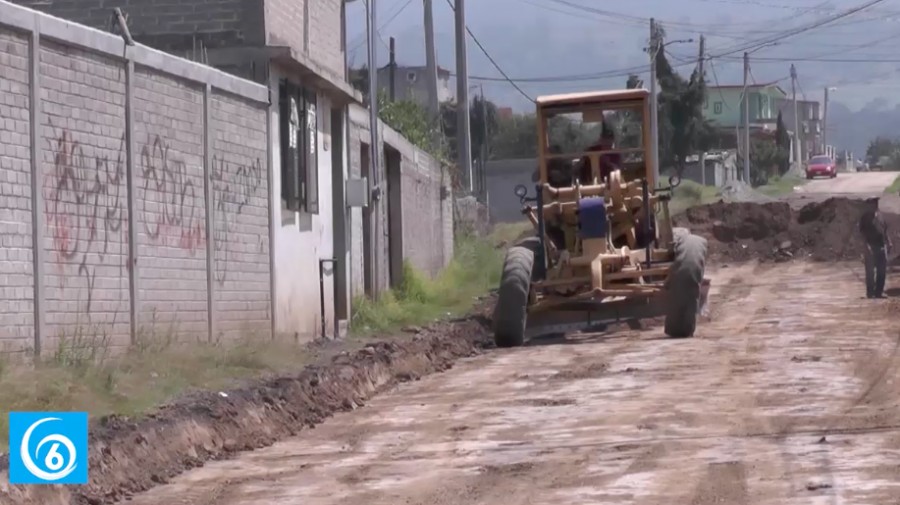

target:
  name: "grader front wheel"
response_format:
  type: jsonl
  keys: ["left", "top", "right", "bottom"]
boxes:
{"left": 493, "top": 241, "right": 536, "bottom": 348}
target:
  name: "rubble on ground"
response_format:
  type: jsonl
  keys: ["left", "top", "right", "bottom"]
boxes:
{"left": 676, "top": 197, "right": 900, "bottom": 263}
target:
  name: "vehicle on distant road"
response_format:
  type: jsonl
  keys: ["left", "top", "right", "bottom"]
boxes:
{"left": 806, "top": 155, "right": 837, "bottom": 179}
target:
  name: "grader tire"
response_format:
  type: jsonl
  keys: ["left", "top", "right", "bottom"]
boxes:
{"left": 493, "top": 240, "right": 537, "bottom": 348}
{"left": 664, "top": 228, "right": 708, "bottom": 338}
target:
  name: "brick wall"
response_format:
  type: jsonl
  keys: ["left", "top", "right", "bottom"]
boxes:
{"left": 0, "top": 27, "right": 34, "bottom": 353}
{"left": 209, "top": 93, "right": 269, "bottom": 341}
{"left": 0, "top": 1, "right": 272, "bottom": 356}
{"left": 10, "top": 0, "right": 265, "bottom": 54}
{"left": 40, "top": 40, "right": 132, "bottom": 350}
{"left": 11, "top": 0, "right": 345, "bottom": 82}
{"left": 266, "top": 0, "right": 345, "bottom": 80}
{"left": 133, "top": 68, "right": 208, "bottom": 338}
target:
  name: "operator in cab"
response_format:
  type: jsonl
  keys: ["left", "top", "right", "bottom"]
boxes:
{"left": 859, "top": 197, "right": 892, "bottom": 299}
{"left": 577, "top": 126, "right": 623, "bottom": 184}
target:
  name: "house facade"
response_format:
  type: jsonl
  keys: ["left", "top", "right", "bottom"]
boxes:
{"left": 704, "top": 83, "right": 788, "bottom": 130}
{"left": 774, "top": 98, "right": 822, "bottom": 161}
{"left": 376, "top": 65, "right": 453, "bottom": 107}
{"left": 12, "top": 0, "right": 453, "bottom": 342}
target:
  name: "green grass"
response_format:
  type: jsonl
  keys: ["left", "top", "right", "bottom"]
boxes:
{"left": 669, "top": 180, "right": 721, "bottom": 215}
{"left": 885, "top": 174, "right": 900, "bottom": 194}
{"left": 756, "top": 174, "right": 807, "bottom": 197}
{"left": 0, "top": 335, "right": 320, "bottom": 453}
{"left": 350, "top": 231, "right": 507, "bottom": 335}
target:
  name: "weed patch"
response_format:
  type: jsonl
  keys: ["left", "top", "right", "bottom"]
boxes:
{"left": 351, "top": 233, "right": 504, "bottom": 335}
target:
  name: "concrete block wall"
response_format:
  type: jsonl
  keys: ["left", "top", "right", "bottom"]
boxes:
{"left": 266, "top": 0, "right": 345, "bottom": 81}
{"left": 11, "top": 0, "right": 345, "bottom": 85}
{"left": 0, "top": 0, "right": 272, "bottom": 356}
{"left": 0, "top": 27, "right": 34, "bottom": 352}
{"left": 347, "top": 104, "right": 454, "bottom": 298}
{"left": 9, "top": 0, "right": 265, "bottom": 54}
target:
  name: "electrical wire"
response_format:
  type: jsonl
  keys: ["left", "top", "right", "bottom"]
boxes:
{"left": 703, "top": 0, "right": 887, "bottom": 59}
{"left": 444, "top": 0, "right": 534, "bottom": 101}
{"left": 348, "top": 0, "right": 415, "bottom": 52}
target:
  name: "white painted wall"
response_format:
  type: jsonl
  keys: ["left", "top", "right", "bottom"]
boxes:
{"left": 269, "top": 65, "right": 337, "bottom": 341}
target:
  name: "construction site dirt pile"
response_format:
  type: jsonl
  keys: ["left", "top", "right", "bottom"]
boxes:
{"left": 675, "top": 197, "right": 900, "bottom": 263}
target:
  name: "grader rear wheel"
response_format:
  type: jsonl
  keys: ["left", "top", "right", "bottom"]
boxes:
{"left": 664, "top": 228, "right": 708, "bottom": 338}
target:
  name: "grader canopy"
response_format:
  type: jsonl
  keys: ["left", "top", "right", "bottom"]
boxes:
{"left": 492, "top": 88, "right": 711, "bottom": 347}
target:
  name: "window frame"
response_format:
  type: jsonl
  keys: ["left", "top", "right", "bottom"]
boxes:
{"left": 278, "top": 79, "right": 319, "bottom": 215}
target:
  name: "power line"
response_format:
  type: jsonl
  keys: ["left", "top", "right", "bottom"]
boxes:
{"left": 444, "top": 0, "right": 534, "bottom": 101}
{"left": 703, "top": 0, "right": 887, "bottom": 59}
{"left": 446, "top": 0, "right": 888, "bottom": 90}
{"left": 348, "top": 0, "right": 415, "bottom": 52}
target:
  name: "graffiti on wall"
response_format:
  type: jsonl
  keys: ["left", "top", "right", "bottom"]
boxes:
{"left": 140, "top": 136, "right": 205, "bottom": 254}
{"left": 45, "top": 125, "right": 127, "bottom": 319}
{"left": 211, "top": 154, "right": 262, "bottom": 284}
{"left": 43, "top": 120, "right": 265, "bottom": 317}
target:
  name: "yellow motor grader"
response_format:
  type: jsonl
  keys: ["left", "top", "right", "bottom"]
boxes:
{"left": 493, "top": 88, "right": 711, "bottom": 347}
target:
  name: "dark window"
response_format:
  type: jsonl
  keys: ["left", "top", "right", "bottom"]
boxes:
{"left": 279, "top": 79, "right": 319, "bottom": 214}
{"left": 713, "top": 102, "right": 722, "bottom": 114}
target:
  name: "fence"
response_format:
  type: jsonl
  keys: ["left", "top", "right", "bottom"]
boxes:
{"left": 0, "top": 1, "right": 273, "bottom": 357}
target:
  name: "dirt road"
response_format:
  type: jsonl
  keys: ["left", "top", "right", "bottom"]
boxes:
{"left": 124, "top": 261, "right": 900, "bottom": 505}
{"left": 798, "top": 171, "right": 896, "bottom": 196}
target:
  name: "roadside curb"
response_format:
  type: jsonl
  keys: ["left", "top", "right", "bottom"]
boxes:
{"left": 0, "top": 313, "right": 493, "bottom": 505}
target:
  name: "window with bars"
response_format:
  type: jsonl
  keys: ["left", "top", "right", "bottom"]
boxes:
{"left": 279, "top": 79, "right": 319, "bottom": 214}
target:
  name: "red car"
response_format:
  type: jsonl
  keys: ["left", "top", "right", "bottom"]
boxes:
{"left": 806, "top": 155, "right": 837, "bottom": 179}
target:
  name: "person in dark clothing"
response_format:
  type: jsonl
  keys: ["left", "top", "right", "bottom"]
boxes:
{"left": 859, "top": 197, "right": 893, "bottom": 298}
{"left": 577, "top": 127, "right": 624, "bottom": 184}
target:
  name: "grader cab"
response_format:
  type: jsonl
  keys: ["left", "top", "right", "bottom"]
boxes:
{"left": 492, "top": 88, "right": 711, "bottom": 347}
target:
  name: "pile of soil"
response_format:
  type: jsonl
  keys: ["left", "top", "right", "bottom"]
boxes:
{"left": 0, "top": 305, "right": 496, "bottom": 505}
{"left": 675, "top": 197, "right": 900, "bottom": 263}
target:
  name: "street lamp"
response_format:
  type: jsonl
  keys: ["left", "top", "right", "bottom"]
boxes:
{"left": 823, "top": 86, "right": 837, "bottom": 156}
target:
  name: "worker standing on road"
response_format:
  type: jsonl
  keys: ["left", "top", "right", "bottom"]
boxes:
{"left": 859, "top": 197, "right": 892, "bottom": 298}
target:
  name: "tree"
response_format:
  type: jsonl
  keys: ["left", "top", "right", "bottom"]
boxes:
{"left": 866, "top": 136, "right": 900, "bottom": 165}
{"left": 377, "top": 91, "right": 445, "bottom": 160}
{"left": 492, "top": 113, "right": 538, "bottom": 159}
{"left": 440, "top": 97, "right": 501, "bottom": 162}
{"left": 653, "top": 24, "right": 713, "bottom": 176}
{"left": 774, "top": 112, "right": 791, "bottom": 174}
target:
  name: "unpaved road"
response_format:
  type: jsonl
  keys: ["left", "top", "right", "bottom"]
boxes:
{"left": 798, "top": 171, "right": 897, "bottom": 195}
{"left": 125, "top": 261, "right": 900, "bottom": 504}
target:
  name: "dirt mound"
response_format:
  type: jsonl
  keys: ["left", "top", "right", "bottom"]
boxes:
{"left": 0, "top": 309, "right": 495, "bottom": 505}
{"left": 676, "top": 197, "right": 900, "bottom": 263}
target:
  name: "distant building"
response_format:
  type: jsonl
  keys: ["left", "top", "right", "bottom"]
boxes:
{"left": 376, "top": 64, "right": 453, "bottom": 106}
{"left": 497, "top": 107, "right": 514, "bottom": 121}
{"left": 704, "top": 82, "right": 788, "bottom": 131}
{"left": 773, "top": 98, "right": 822, "bottom": 161}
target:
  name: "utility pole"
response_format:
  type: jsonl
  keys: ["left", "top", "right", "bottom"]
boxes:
{"left": 365, "top": 0, "right": 381, "bottom": 296}
{"left": 823, "top": 86, "right": 830, "bottom": 152}
{"left": 480, "top": 83, "right": 487, "bottom": 203}
{"left": 454, "top": 0, "right": 473, "bottom": 193}
{"left": 649, "top": 18, "right": 660, "bottom": 187}
{"left": 698, "top": 34, "right": 705, "bottom": 76}
{"left": 423, "top": 0, "right": 440, "bottom": 146}
{"left": 791, "top": 64, "right": 801, "bottom": 167}
{"left": 389, "top": 36, "right": 396, "bottom": 101}
{"left": 742, "top": 51, "right": 750, "bottom": 184}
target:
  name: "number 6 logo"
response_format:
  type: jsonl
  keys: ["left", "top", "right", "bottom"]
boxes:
{"left": 19, "top": 417, "right": 78, "bottom": 481}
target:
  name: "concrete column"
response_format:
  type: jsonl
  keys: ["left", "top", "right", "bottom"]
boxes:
{"left": 28, "top": 22, "right": 45, "bottom": 358}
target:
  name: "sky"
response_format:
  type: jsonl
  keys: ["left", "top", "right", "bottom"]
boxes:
{"left": 343, "top": 0, "right": 900, "bottom": 115}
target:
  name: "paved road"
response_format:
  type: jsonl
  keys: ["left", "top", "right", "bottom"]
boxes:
{"left": 125, "top": 262, "right": 900, "bottom": 504}
{"left": 797, "top": 171, "right": 897, "bottom": 196}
